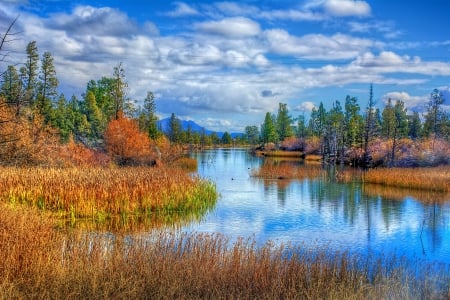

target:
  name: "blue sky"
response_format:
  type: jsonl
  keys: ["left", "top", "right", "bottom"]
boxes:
{"left": 1, "top": 0, "right": 449, "bottom": 132}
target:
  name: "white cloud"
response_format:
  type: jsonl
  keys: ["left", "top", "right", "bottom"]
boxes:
{"left": 50, "top": 5, "right": 139, "bottom": 37}
{"left": 195, "top": 17, "right": 261, "bottom": 38}
{"left": 382, "top": 91, "right": 426, "bottom": 111}
{"left": 166, "top": 2, "right": 199, "bottom": 17}
{"left": 214, "top": 2, "right": 259, "bottom": 16}
{"left": 295, "top": 101, "right": 316, "bottom": 112}
{"left": 264, "top": 30, "right": 379, "bottom": 60}
{"left": 352, "top": 51, "right": 450, "bottom": 76}
{"left": 323, "top": 0, "right": 371, "bottom": 17}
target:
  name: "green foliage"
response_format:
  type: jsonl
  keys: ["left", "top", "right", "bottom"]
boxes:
{"left": 276, "top": 102, "right": 294, "bottom": 141}
{"left": 261, "top": 112, "right": 277, "bottom": 144}
{"left": 221, "top": 131, "right": 232, "bottom": 144}
{"left": 245, "top": 125, "right": 259, "bottom": 144}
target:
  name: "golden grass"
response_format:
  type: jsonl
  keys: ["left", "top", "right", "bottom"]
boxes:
{"left": 0, "top": 166, "right": 217, "bottom": 227}
{"left": 336, "top": 166, "right": 450, "bottom": 194}
{"left": 1, "top": 206, "right": 448, "bottom": 299}
{"left": 252, "top": 161, "right": 325, "bottom": 180}
{"left": 363, "top": 166, "right": 450, "bottom": 192}
{"left": 256, "top": 150, "right": 305, "bottom": 158}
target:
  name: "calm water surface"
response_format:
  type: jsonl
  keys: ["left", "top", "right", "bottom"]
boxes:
{"left": 182, "top": 148, "right": 450, "bottom": 265}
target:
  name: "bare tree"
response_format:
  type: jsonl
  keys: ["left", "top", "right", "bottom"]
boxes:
{"left": 1, "top": 16, "right": 20, "bottom": 76}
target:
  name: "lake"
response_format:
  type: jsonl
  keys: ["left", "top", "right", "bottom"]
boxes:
{"left": 182, "top": 148, "right": 450, "bottom": 266}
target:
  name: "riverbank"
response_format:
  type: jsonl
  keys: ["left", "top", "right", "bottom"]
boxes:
{"left": 0, "top": 166, "right": 217, "bottom": 229}
{"left": 1, "top": 206, "right": 448, "bottom": 299}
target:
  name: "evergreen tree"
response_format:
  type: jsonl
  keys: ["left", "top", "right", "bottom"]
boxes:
{"left": 261, "top": 112, "right": 277, "bottom": 144}
{"left": 245, "top": 125, "right": 259, "bottom": 145}
{"left": 344, "top": 95, "right": 362, "bottom": 148}
{"left": 423, "top": 89, "right": 447, "bottom": 139}
{"left": 168, "top": 113, "right": 182, "bottom": 143}
{"left": 143, "top": 91, "right": 160, "bottom": 140}
{"left": 381, "top": 98, "right": 395, "bottom": 138}
{"left": 1, "top": 65, "right": 23, "bottom": 115}
{"left": 20, "top": 41, "right": 39, "bottom": 105}
{"left": 221, "top": 131, "right": 232, "bottom": 145}
{"left": 407, "top": 111, "right": 422, "bottom": 139}
{"left": 326, "top": 100, "right": 345, "bottom": 162}
{"left": 37, "top": 51, "right": 58, "bottom": 122}
{"left": 276, "top": 103, "right": 294, "bottom": 141}
{"left": 363, "top": 84, "right": 376, "bottom": 166}
{"left": 111, "top": 62, "right": 128, "bottom": 120}
{"left": 84, "top": 91, "right": 104, "bottom": 138}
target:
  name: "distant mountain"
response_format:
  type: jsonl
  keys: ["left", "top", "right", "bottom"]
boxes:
{"left": 157, "top": 118, "right": 243, "bottom": 138}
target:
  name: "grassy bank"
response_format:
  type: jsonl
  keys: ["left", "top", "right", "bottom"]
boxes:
{"left": 1, "top": 206, "right": 448, "bottom": 299}
{"left": 362, "top": 166, "right": 450, "bottom": 192}
{"left": 0, "top": 166, "right": 217, "bottom": 227}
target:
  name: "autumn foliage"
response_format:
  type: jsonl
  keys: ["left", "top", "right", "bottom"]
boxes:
{"left": 104, "top": 111, "right": 155, "bottom": 165}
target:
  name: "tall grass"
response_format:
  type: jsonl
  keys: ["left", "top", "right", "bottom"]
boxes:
{"left": 362, "top": 167, "right": 450, "bottom": 192}
{"left": 252, "top": 161, "right": 325, "bottom": 180}
{"left": 0, "top": 166, "right": 217, "bottom": 228}
{"left": 1, "top": 206, "right": 448, "bottom": 299}
{"left": 336, "top": 166, "right": 450, "bottom": 193}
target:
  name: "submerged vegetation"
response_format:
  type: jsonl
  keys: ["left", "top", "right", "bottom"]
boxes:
{"left": 1, "top": 206, "right": 449, "bottom": 299}
{"left": 0, "top": 166, "right": 217, "bottom": 229}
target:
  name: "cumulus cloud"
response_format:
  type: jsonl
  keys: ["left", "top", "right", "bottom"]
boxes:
{"left": 351, "top": 52, "right": 450, "bottom": 76}
{"left": 264, "top": 30, "right": 380, "bottom": 60}
{"left": 166, "top": 2, "right": 199, "bottom": 17}
{"left": 323, "top": 0, "right": 371, "bottom": 17}
{"left": 382, "top": 91, "right": 427, "bottom": 111}
{"left": 195, "top": 17, "right": 261, "bottom": 38}
{"left": 214, "top": 2, "right": 260, "bottom": 16}
{"left": 294, "top": 101, "right": 316, "bottom": 112}
{"left": 49, "top": 5, "right": 139, "bottom": 37}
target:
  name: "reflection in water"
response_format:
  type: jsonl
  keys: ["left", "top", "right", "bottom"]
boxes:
{"left": 186, "top": 148, "right": 450, "bottom": 265}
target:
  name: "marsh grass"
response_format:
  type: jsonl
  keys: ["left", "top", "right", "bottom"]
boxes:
{"left": 337, "top": 166, "right": 450, "bottom": 194}
{"left": 1, "top": 206, "right": 448, "bottom": 299}
{"left": 0, "top": 166, "right": 217, "bottom": 228}
{"left": 363, "top": 167, "right": 450, "bottom": 192}
{"left": 252, "top": 161, "right": 325, "bottom": 180}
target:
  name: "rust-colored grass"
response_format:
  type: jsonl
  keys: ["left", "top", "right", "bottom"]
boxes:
{"left": 337, "top": 166, "right": 450, "bottom": 194}
{"left": 252, "top": 162, "right": 325, "bottom": 180}
{"left": 0, "top": 166, "right": 217, "bottom": 226}
{"left": 363, "top": 166, "right": 450, "bottom": 192}
{"left": 1, "top": 206, "right": 448, "bottom": 299}
{"left": 256, "top": 150, "right": 305, "bottom": 158}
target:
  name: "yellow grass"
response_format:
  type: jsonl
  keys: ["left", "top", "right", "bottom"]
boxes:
{"left": 363, "top": 166, "right": 450, "bottom": 192}
{"left": 256, "top": 150, "right": 305, "bottom": 158}
{"left": 0, "top": 166, "right": 217, "bottom": 227}
{"left": 252, "top": 162, "right": 325, "bottom": 180}
{"left": 1, "top": 206, "right": 448, "bottom": 299}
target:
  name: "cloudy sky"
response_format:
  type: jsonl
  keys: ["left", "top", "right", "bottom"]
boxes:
{"left": 1, "top": 0, "right": 449, "bottom": 132}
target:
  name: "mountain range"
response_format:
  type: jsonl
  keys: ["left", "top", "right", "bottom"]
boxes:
{"left": 157, "top": 118, "right": 243, "bottom": 139}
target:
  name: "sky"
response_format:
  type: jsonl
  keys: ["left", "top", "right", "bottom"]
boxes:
{"left": 0, "top": 0, "right": 449, "bottom": 132}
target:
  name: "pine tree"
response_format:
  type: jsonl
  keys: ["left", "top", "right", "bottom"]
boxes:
{"left": 37, "top": 51, "right": 58, "bottom": 122}
{"left": 20, "top": 41, "right": 39, "bottom": 105}
{"left": 261, "top": 112, "right": 277, "bottom": 144}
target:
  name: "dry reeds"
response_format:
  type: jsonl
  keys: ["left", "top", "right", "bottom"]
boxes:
{"left": 1, "top": 206, "right": 448, "bottom": 299}
{"left": 0, "top": 166, "right": 217, "bottom": 226}
{"left": 252, "top": 162, "right": 325, "bottom": 181}
{"left": 363, "top": 167, "right": 450, "bottom": 192}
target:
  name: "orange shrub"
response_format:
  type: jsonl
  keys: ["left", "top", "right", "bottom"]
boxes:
{"left": 104, "top": 112, "right": 155, "bottom": 165}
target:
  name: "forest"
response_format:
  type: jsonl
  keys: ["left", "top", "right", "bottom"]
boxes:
{"left": 1, "top": 25, "right": 449, "bottom": 168}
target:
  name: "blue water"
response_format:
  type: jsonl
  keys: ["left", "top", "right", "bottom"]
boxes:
{"left": 182, "top": 148, "right": 450, "bottom": 265}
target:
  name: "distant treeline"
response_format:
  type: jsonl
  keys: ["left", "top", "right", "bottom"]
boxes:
{"left": 1, "top": 40, "right": 449, "bottom": 167}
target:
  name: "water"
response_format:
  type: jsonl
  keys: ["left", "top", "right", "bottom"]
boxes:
{"left": 182, "top": 148, "right": 450, "bottom": 265}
